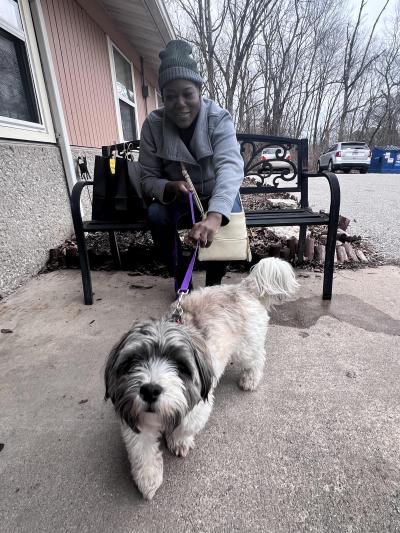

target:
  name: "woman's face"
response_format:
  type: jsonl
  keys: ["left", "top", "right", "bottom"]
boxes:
{"left": 163, "top": 79, "right": 201, "bottom": 129}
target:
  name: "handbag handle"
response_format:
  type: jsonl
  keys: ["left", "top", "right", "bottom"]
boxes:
{"left": 181, "top": 162, "right": 245, "bottom": 217}
{"left": 180, "top": 162, "right": 205, "bottom": 217}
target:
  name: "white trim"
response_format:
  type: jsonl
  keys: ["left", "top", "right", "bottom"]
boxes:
{"left": 155, "top": 88, "right": 162, "bottom": 109}
{"left": 107, "top": 36, "right": 140, "bottom": 142}
{"left": 150, "top": 0, "right": 176, "bottom": 40}
{"left": 0, "top": 114, "right": 47, "bottom": 131}
{"left": 0, "top": 0, "right": 55, "bottom": 142}
{"left": 0, "top": 17, "right": 25, "bottom": 40}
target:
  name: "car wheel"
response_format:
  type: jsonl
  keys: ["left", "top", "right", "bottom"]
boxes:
{"left": 328, "top": 160, "right": 334, "bottom": 172}
{"left": 317, "top": 161, "right": 321, "bottom": 172}
{"left": 360, "top": 168, "right": 367, "bottom": 174}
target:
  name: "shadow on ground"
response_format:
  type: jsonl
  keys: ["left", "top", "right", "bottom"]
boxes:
{"left": 270, "top": 294, "right": 400, "bottom": 335}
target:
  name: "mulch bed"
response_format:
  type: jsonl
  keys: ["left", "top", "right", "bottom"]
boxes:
{"left": 43, "top": 192, "right": 386, "bottom": 275}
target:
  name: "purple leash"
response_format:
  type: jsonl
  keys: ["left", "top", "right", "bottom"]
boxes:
{"left": 172, "top": 192, "right": 199, "bottom": 322}
{"left": 177, "top": 191, "right": 199, "bottom": 294}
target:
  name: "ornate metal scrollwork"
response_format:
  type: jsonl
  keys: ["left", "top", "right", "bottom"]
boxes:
{"left": 239, "top": 139, "right": 298, "bottom": 190}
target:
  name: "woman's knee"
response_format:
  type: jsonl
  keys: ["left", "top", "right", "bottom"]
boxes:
{"left": 147, "top": 202, "right": 172, "bottom": 226}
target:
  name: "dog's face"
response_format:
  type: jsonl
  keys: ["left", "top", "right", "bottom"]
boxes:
{"left": 104, "top": 320, "right": 213, "bottom": 433}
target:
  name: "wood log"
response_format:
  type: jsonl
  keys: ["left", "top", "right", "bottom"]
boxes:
{"left": 338, "top": 215, "right": 350, "bottom": 231}
{"left": 314, "top": 244, "right": 326, "bottom": 263}
{"left": 355, "top": 249, "right": 368, "bottom": 263}
{"left": 321, "top": 228, "right": 345, "bottom": 236}
{"left": 287, "top": 237, "right": 298, "bottom": 259}
{"left": 321, "top": 230, "right": 356, "bottom": 245}
{"left": 304, "top": 237, "right": 315, "bottom": 261}
{"left": 344, "top": 242, "right": 359, "bottom": 262}
{"left": 336, "top": 244, "right": 348, "bottom": 263}
{"left": 269, "top": 243, "right": 282, "bottom": 257}
{"left": 338, "top": 233, "right": 362, "bottom": 243}
{"left": 280, "top": 246, "right": 291, "bottom": 261}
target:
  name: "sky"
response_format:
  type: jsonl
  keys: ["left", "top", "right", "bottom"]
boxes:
{"left": 359, "top": 0, "right": 396, "bottom": 27}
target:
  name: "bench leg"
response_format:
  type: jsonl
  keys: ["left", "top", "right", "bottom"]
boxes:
{"left": 70, "top": 181, "right": 93, "bottom": 305}
{"left": 108, "top": 231, "right": 121, "bottom": 268}
{"left": 323, "top": 220, "right": 336, "bottom": 300}
{"left": 297, "top": 225, "right": 306, "bottom": 263}
{"left": 75, "top": 227, "right": 93, "bottom": 305}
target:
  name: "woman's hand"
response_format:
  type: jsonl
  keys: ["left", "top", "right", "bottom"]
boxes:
{"left": 164, "top": 180, "right": 193, "bottom": 202}
{"left": 188, "top": 212, "right": 222, "bottom": 247}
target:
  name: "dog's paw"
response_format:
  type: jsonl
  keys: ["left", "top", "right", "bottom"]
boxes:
{"left": 167, "top": 435, "right": 195, "bottom": 457}
{"left": 133, "top": 464, "right": 163, "bottom": 501}
{"left": 238, "top": 369, "right": 261, "bottom": 391}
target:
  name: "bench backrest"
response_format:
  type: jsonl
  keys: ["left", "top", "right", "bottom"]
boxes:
{"left": 101, "top": 133, "right": 309, "bottom": 201}
{"left": 237, "top": 134, "right": 309, "bottom": 195}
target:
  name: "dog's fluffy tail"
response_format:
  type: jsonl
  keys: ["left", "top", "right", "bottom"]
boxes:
{"left": 246, "top": 257, "right": 299, "bottom": 305}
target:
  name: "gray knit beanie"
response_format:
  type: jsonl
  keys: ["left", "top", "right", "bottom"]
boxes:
{"left": 158, "top": 40, "right": 204, "bottom": 91}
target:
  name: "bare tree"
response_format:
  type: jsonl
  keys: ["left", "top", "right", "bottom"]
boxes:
{"left": 369, "top": 2, "right": 400, "bottom": 146}
{"left": 337, "top": 0, "right": 389, "bottom": 140}
{"left": 165, "top": 0, "right": 397, "bottom": 154}
{"left": 168, "top": 0, "right": 278, "bottom": 115}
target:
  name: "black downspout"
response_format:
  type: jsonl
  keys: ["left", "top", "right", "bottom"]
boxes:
{"left": 140, "top": 56, "right": 149, "bottom": 116}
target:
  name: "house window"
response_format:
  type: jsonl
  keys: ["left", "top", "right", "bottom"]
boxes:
{"left": 0, "top": 0, "right": 54, "bottom": 142}
{"left": 108, "top": 40, "right": 138, "bottom": 142}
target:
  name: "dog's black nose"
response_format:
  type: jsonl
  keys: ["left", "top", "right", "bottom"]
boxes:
{"left": 140, "top": 383, "right": 163, "bottom": 403}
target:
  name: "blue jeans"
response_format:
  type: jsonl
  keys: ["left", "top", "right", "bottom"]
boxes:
{"left": 147, "top": 194, "right": 242, "bottom": 287}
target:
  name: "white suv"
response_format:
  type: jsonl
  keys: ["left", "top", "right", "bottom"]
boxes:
{"left": 317, "top": 142, "right": 371, "bottom": 173}
{"left": 260, "top": 146, "right": 292, "bottom": 172}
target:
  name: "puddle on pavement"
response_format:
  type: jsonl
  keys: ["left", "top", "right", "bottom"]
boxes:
{"left": 270, "top": 295, "right": 400, "bottom": 336}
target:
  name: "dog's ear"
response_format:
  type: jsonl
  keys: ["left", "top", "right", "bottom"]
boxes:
{"left": 104, "top": 330, "right": 141, "bottom": 433}
{"left": 190, "top": 336, "right": 214, "bottom": 401}
{"left": 104, "top": 330, "right": 132, "bottom": 401}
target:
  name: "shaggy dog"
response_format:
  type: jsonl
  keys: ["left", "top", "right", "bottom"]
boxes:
{"left": 104, "top": 257, "right": 298, "bottom": 499}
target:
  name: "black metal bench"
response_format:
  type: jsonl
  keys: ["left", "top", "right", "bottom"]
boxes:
{"left": 70, "top": 134, "right": 340, "bottom": 304}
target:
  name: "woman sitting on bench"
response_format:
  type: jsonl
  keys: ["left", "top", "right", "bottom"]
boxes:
{"left": 139, "top": 39, "right": 243, "bottom": 293}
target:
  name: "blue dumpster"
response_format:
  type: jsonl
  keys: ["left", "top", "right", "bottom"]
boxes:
{"left": 369, "top": 145, "right": 400, "bottom": 173}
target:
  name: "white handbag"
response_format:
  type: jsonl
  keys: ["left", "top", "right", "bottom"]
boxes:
{"left": 181, "top": 163, "right": 252, "bottom": 262}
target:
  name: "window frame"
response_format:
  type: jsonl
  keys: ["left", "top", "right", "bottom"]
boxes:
{"left": 155, "top": 88, "right": 162, "bottom": 109}
{"left": 0, "top": 0, "right": 55, "bottom": 142}
{"left": 107, "top": 37, "right": 139, "bottom": 142}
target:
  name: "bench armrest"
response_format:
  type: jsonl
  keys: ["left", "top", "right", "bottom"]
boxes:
{"left": 70, "top": 180, "right": 93, "bottom": 231}
{"left": 303, "top": 171, "right": 340, "bottom": 226}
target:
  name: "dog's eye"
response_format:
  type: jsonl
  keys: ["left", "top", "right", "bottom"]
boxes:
{"left": 177, "top": 363, "right": 192, "bottom": 378}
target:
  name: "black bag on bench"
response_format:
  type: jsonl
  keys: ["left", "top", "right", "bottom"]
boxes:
{"left": 92, "top": 155, "right": 147, "bottom": 222}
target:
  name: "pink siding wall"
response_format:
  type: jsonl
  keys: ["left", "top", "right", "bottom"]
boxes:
{"left": 42, "top": 0, "right": 159, "bottom": 148}
{"left": 42, "top": 0, "right": 117, "bottom": 147}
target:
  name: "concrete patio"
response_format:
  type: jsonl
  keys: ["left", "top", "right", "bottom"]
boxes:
{"left": 1, "top": 266, "right": 400, "bottom": 532}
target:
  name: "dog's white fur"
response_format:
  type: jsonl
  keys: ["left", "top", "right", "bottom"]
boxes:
{"left": 105, "top": 258, "right": 298, "bottom": 499}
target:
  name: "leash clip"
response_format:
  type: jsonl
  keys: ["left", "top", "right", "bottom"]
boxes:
{"left": 171, "top": 290, "right": 188, "bottom": 324}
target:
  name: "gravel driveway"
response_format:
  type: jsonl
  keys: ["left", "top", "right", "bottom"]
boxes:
{"left": 305, "top": 172, "right": 400, "bottom": 261}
